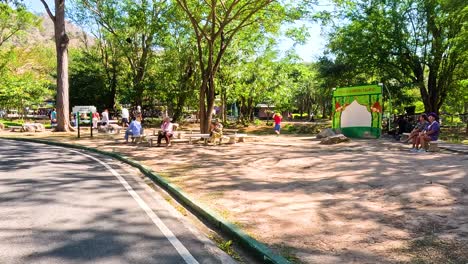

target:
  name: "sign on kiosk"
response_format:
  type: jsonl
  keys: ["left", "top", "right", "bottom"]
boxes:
{"left": 72, "top": 105, "right": 96, "bottom": 113}
{"left": 72, "top": 106, "right": 96, "bottom": 139}
{"left": 332, "top": 85, "right": 382, "bottom": 138}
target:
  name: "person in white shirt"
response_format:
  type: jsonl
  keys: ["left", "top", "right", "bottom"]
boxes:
{"left": 121, "top": 107, "right": 129, "bottom": 127}
{"left": 157, "top": 117, "right": 174, "bottom": 147}
{"left": 101, "top": 109, "right": 109, "bottom": 126}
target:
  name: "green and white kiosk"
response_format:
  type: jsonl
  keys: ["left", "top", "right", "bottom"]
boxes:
{"left": 332, "top": 85, "right": 383, "bottom": 138}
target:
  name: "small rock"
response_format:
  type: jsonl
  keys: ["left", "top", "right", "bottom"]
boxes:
{"left": 317, "top": 128, "right": 336, "bottom": 139}
{"left": 320, "top": 134, "right": 350, "bottom": 145}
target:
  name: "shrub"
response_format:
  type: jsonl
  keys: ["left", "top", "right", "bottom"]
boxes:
{"left": 254, "top": 119, "right": 263, "bottom": 126}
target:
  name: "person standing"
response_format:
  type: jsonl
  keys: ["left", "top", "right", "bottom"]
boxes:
{"left": 273, "top": 112, "right": 282, "bottom": 135}
{"left": 92, "top": 111, "right": 100, "bottom": 129}
{"left": 121, "top": 107, "right": 129, "bottom": 127}
{"left": 157, "top": 117, "right": 174, "bottom": 147}
{"left": 124, "top": 116, "right": 142, "bottom": 143}
{"left": 50, "top": 108, "right": 57, "bottom": 127}
{"left": 135, "top": 105, "right": 142, "bottom": 122}
{"left": 101, "top": 109, "right": 109, "bottom": 126}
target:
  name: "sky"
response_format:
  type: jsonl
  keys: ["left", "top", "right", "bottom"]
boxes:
{"left": 278, "top": 20, "right": 328, "bottom": 62}
{"left": 24, "top": 0, "right": 331, "bottom": 62}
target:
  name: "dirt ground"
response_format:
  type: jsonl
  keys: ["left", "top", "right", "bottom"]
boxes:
{"left": 2, "top": 128, "right": 468, "bottom": 264}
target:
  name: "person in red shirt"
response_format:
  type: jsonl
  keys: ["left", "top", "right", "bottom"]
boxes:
{"left": 273, "top": 112, "right": 282, "bottom": 135}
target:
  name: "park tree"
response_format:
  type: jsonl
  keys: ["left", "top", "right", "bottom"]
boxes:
{"left": 219, "top": 32, "right": 283, "bottom": 124}
{"left": 40, "top": 0, "right": 73, "bottom": 131}
{"left": 145, "top": 5, "right": 200, "bottom": 122}
{"left": 174, "top": 0, "right": 292, "bottom": 132}
{"left": 67, "top": 18, "right": 123, "bottom": 110}
{"left": 69, "top": 48, "right": 111, "bottom": 109}
{"left": 0, "top": 47, "right": 53, "bottom": 112}
{"left": 0, "top": 4, "right": 47, "bottom": 111}
{"left": 316, "top": 56, "right": 369, "bottom": 118}
{"left": 289, "top": 63, "right": 317, "bottom": 119}
{"left": 75, "top": 0, "right": 170, "bottom": 107}
{"left": 325, "top": 0, "right": 468, "bottom": 114}
{"left": 152, "top": 41, "right": 199, "bottom": 122}
{"left": 0, "top": 3, "right": 40, "bottom": 47}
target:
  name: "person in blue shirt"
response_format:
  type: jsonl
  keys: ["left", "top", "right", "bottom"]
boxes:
{"left": 50, "top": 108, "right": 57, "bottom": 126}
{"left": 407, "top": 114, "right": 429, "bottom": 149}
{"left": 124, "top": 116, "right": 142, "bottom": 143}
{"left": 415, "top": 112, "right": 440, "bottom": 152}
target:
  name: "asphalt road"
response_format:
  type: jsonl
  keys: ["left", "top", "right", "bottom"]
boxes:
{"left": 0, "top": 139, "right": 235, "bottom": 264}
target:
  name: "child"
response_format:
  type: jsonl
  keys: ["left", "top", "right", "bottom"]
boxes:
{"left": 273, "top": 112, "right": 282, "bottom": 135}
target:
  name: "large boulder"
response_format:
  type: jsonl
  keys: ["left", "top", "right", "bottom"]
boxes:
{"left": 97, "top": 125, "right": 109, "bottom": 133}
{"left": 317, "top": 128, "right": 336, "bottom": 139}
{"left": 21, "top": 124, "right": 36, "bottom": 132}
{"left": 19, "top": 123, "right": 45, "bottom": 132}
{"left": 107, "top": 124, "right": 121, "bottom": 133}
{"left": 320, "top": 134, "right": 350, "bottom": 145}
{"left": 33, "top": 123, "right": 45, "bottom": 132}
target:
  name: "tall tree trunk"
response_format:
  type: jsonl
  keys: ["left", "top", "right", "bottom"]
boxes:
{"left": 221, "top": 86, "right": 226, "bottom": 123}
{"left": 199, "top": 77, "right": 209, "bottom": 133}
{"left": 247, "top": 97, "right": 254, "bottom": 122}
{"left": 42, "top": 0, "right": 71, "bottom": 131}
{"left": 109, "top": 68, "right": 117, "bottom": 110}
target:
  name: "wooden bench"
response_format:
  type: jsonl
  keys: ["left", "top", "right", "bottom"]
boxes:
{"left": 9, "top": 126, "right": 23, "bottom": 132}
{"left": 131, "top": 134, "right": 147, "bottom": 144}
{"left": 147, "top": 135, "right": 190, "bottom": 147}
{"left": 181, "top": 133, "right": 211, "bottom": 144}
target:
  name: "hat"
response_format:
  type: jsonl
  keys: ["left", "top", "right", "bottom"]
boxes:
{"left": 428, "top": 112, "right": 438, "bottom": 119}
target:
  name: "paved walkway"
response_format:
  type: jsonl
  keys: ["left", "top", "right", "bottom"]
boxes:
{"left": 439, "top": 142, "right": 468, "bottom": 154}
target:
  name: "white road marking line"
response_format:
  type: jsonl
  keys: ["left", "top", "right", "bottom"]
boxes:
{"left": 70, "top": 149, "right": 199, "bottom": 264}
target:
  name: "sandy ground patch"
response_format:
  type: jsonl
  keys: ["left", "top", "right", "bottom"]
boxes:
{"left": 2, "top": 130, "right": 468, "bottom": 263}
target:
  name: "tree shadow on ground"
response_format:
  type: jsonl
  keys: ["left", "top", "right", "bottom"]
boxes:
{"left": 3, "top": 135, "right": 467, "bottom": 263}
{"left": 0, "top": 145, "right": 216, "bottom": 263}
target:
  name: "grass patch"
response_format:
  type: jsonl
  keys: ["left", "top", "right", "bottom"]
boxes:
{"left": 0, "top": 119, "right": 23, "bottom": 127}
{"left": 174, "top": 204, "right": 188, "bottom": 216}
{"left": 0, "top": 118, "right": 52, "bottom": 128}
{"left": 400, "top": 236, "right": 468, "bottom": 264}
{"left": 208, "top": 233, "right": 242, "bottom": 261}
{"left": 214, "top": 208, "right": 231, "bottom": 220}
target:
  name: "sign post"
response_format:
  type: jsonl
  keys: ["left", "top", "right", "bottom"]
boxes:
{"left": 77, "top": 112, "right": 81, "bottom": 138}
{"left": 72, "top": 106, "right": 96, "bottom": 139}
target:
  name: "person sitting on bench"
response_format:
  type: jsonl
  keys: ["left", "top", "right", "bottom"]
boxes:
{"left": 124, "top": 116, "right": 142, "bottom": 143}
{"left": 414, "top": 112, "right": 440, "bottom": 152}
{"left": 407, "top": 114, "right": 429, "bottom": 148}
{"left": 157, "top": 117, "right": 174, "bottom": 147}
{"left": 209, "top": 119, "right": 223, "bottom": 143}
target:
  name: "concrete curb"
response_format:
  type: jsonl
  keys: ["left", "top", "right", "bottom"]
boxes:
{"left": 3, "top": 137, "right": 291, "bottom": 264}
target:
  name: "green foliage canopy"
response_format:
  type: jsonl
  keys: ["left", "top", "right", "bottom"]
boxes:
{"left": 325, "top": 0, "right": 468, "bottom": 114}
